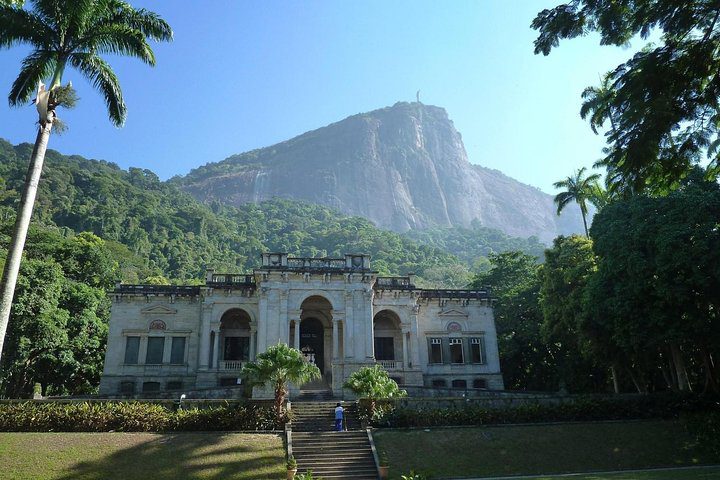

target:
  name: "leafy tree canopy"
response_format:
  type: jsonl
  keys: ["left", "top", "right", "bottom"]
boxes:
{"left": 343, "top": 364, "right": 407, "bottom": 400}
{"left": 533, "top": 1, "right": 720, "bottom": 193}
{"left": 0, "top": 225, "right": 115, "bottom": 397}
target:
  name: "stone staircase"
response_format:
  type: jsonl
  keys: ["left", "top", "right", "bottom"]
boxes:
{"left": 291, "top": 401, "right": 361, "bottom": 431}
{"left": 290, "top": 401, "right": 377, "bottom": 479}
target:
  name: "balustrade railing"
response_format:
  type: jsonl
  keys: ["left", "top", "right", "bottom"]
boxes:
{"left": 220, "top": 360, "right": 244, "bottom": 371}
{"left": 375, "top": 277, "right": 415, "bottom": 289}
{"left": 115, "top": 285, "right": 201, "bottom": 296}
{"left": 285, "top": 257, "right": 348, "bottom": 269}
{"left": 208, "top": 274, "right": 255, "bottom": 287}
{"left": 376, "top": 360, "right": 403, "bottom": 370}
{"left": 419, "top": 289, "right": 491, "bottom": 299}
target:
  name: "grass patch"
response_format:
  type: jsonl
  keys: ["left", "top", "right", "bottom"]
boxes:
{"left": 515, "top": 465, "right": 720, "bottom": 479}
{"left": 373, "top": 420, "right": 720, "bottom": 479}
{"left": 0, "top": 432, "right": 284, "bottom": 480}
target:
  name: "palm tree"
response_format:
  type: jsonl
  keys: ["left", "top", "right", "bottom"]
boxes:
{"left": 343, "top": 364, "right": 406, "bottom": 417}
{"left": 241, "top": 343, "right": 321, "bottom": 422}
{"left": 0, "top": 0, "right": 172, "bottom": 365}
{"left": 553, "top": 167, "right": 601, "bottom": 236}
{"left": 580, "top": 72, "right": 617, "bottom": 134}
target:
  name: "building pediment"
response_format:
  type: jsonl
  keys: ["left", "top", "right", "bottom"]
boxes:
{"left": 438, "top": 308, "right": 468, "bottom": 317}
{"left": 140, "top": 305, "right": 177, "bottom": 315}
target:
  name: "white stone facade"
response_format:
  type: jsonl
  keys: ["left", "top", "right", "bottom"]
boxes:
{"left": 99, "top": 254, "right": 504, "bottom": 397}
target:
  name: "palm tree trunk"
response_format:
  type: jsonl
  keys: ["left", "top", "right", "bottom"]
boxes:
{"left": 610, "top": 364, "right": 620, "bottom": 394}
{"left": 0, "top": 122, "right": 53, "bottom": 365}
{"left": 579, "top": 204, "right": 589, "bottom": 236}
{"left": 670, "top": 342, "right": 691, "bottom": 392}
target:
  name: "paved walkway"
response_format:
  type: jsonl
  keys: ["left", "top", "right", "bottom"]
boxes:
{"left": 451, "top": 464, "right": 720, "bottom": 479}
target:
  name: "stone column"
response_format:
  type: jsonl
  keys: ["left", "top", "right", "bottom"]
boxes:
{"left": 402, "top": 329, "right": 409, "bottom": 368}
{"left": 279, "top": 290, "right": 289, "bottom": 345}
{"left": 294, "top": 319, "right": 301, "bottom": 350}
{"left": 199, "top": 302, "right": 213, "bottom": 369}
{"left": 410, "top": 309, "right": 421, "bottom": 368}
{"left": 249, "top": 324, "right": 257, "bottom": 360}
{"left": 332, "top": 319, "right": 340, "bottom": 360}
{"left": 213, "top": 330, "right": 220, "bottom": 369}
{"left": 344, "top": 292, "right": 355, "bottom": 360}
{"left": 257, "top": 288, "right": 268, "bottom": 355}
{"left": 364, "top": 289, "right": 375, "bottom": 360}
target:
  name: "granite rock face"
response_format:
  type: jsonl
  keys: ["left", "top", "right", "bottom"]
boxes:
{"left": 179, "top": 102, "right": 584, "bottom": 243}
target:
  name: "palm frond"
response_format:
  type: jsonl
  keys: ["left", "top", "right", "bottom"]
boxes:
{"left": 69, "top": 52, "right": 125, "bottom": 126}
{"left": 76, "top": 24, "right": 155, "bottom": 64}
{"left": 92, "top": 0, "right": 172, "bottom": 42}
{"left": 0, "top": 6, "right": 55, "bottom": 49}
{"left": 553, "top": 191, "right": 573, "bottom": 215}
{"left": 9, "top": 50, "right": 56, "bottom": 105}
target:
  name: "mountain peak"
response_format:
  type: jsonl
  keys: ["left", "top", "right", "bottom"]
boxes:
{"left": 178, "top": 103, "right": 584, "bottom": 242}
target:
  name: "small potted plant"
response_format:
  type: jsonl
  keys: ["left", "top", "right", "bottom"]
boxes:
{"left": 378, "top": 450, "right": 389, "bottom": 479}
{"left": 286, "top": 455, "right": 298, "bottom": 479}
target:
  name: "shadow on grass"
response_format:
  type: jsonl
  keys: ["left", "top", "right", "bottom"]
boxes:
{"left": 54, "top": 433, "right": 284, "bottom": 480}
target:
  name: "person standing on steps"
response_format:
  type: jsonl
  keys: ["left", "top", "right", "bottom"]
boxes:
{"left": 334, "top": 402, "right": 344, "bottom": 431}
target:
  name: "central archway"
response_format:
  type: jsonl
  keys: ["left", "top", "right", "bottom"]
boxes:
{"left": 299, "top": 295, "right": 333, "bottom": 379}
{"left": 300, "top": 317, "right": 324, "bottom": 373}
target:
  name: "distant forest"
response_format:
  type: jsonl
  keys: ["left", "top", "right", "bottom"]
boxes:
{"left": 0, "top": 138, "right": 545, "bottom": 288}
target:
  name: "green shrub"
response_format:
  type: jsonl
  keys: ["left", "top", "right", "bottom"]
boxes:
{"left": 684, "top": 409, "right": 720, "bottom": 456}
{"left": 0, "top": 401, "right": 281, "bottom": 432}
{"left": 369, "top": 393, "right": 718, "bottom": 428}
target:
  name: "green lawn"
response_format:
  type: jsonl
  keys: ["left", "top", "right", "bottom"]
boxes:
{"left": 0, "top": 432, "right": 285, "bottom": 480}
{"left": 373, "top": 420, "right": 720, "bottom": 480}
{"left": 531, "top": 466, "right": 720, "bottom": 479}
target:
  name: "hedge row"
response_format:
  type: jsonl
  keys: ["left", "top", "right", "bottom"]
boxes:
{"left": 0, "top": 401, "right": 284, "bottom": 432}
{"left": 365, "top": 393, "right": 719, "bottom": 428}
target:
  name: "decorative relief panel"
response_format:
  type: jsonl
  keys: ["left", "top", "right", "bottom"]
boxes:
{"left": 149, "top": 319, "right": 167, "bottom": 330}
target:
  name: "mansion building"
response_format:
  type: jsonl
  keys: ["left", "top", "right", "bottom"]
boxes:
{"left": 99, "top": 253, "right": 504, "bottom": 397}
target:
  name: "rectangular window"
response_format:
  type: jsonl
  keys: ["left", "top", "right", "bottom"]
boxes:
{"left": 224, "top": 336, "right": 250, "bottom": 361}
{"left": 450, "top": 338, "right": 464, "bottom": 364}
{"left": 374, "top": 337, "right": 395, "bottom": 361}
{"left": 429, "top": 338, "right": 443, "bottom": 364}
{"left": 170, "top": 337, "right": 186, "bottom": 364}
{"left": 124, "top": 336, "right": 140, "bottom": 364}
{"left": 471, "top": 337, "right": 485, "bottom": 364}
{"left": 142, "top": 381, "right": 161, "bottom": 393}
{"left": 452, "top": 379, "right": 467, "bottom": 389}
{"left": 145, "top": 337, "right": 165, "bottom": 364}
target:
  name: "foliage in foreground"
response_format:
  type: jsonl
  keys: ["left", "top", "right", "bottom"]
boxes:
{"left": 533, "top": 1, "right": 720, "bottom": 193}
{"left": 0, "top": 229, "right": 117, "bottom": 398}
{"left": 241, "top": 343, "right": 320, "bottom": 422}
{"left": 0, "top": 401, "right": 283, "bottom": 432}
{"left": 366, "top": 393, "right": 718, "bottom": 429}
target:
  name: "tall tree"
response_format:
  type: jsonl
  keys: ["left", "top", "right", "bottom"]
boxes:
{"left": 553, "top": 167, "right": 601, "bottom": 236}
{"left": 540, "top": 235, "right": 610, "bottom": 393}
{"left": 0, "top": 0, "right": 172, "bottom": 364}
{"left": 472, "top": 252, "right": 559, "bottom": 391}
{"left": 533, "top": 1, "right": 720, "bottom": 193}
{"left": 587, "top": 170, "right": 720, "bottom": 393}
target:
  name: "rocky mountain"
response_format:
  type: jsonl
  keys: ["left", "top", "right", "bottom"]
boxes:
{"left": 177, "top": 102, "right": 584, "bottom": 243}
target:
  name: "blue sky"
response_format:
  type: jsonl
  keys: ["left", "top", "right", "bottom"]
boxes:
{"left": 0, "top": 1, "right": 643, "bottom": 193}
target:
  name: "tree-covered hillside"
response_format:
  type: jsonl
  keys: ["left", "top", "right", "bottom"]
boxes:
{"left": 0, "top": 139, "right": 480, "bottom": 283}
{"left": 403, "top": 221, "right": 546, "bottom": 268}
{"left": 0, "top": 139, "right": 547, "bottom": 288}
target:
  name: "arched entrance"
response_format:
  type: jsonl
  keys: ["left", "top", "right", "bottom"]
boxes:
{"left": 300, "top": 317, "right": 324, "bottom": 374}
{"left": 374, "top": 309, "right": 404, "bottom": 372}
{"left": 298, "top": 295, "right": 333, "bottom": 379}
{"left": 219, "top": 309, "right": 251, "bottom": 369}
